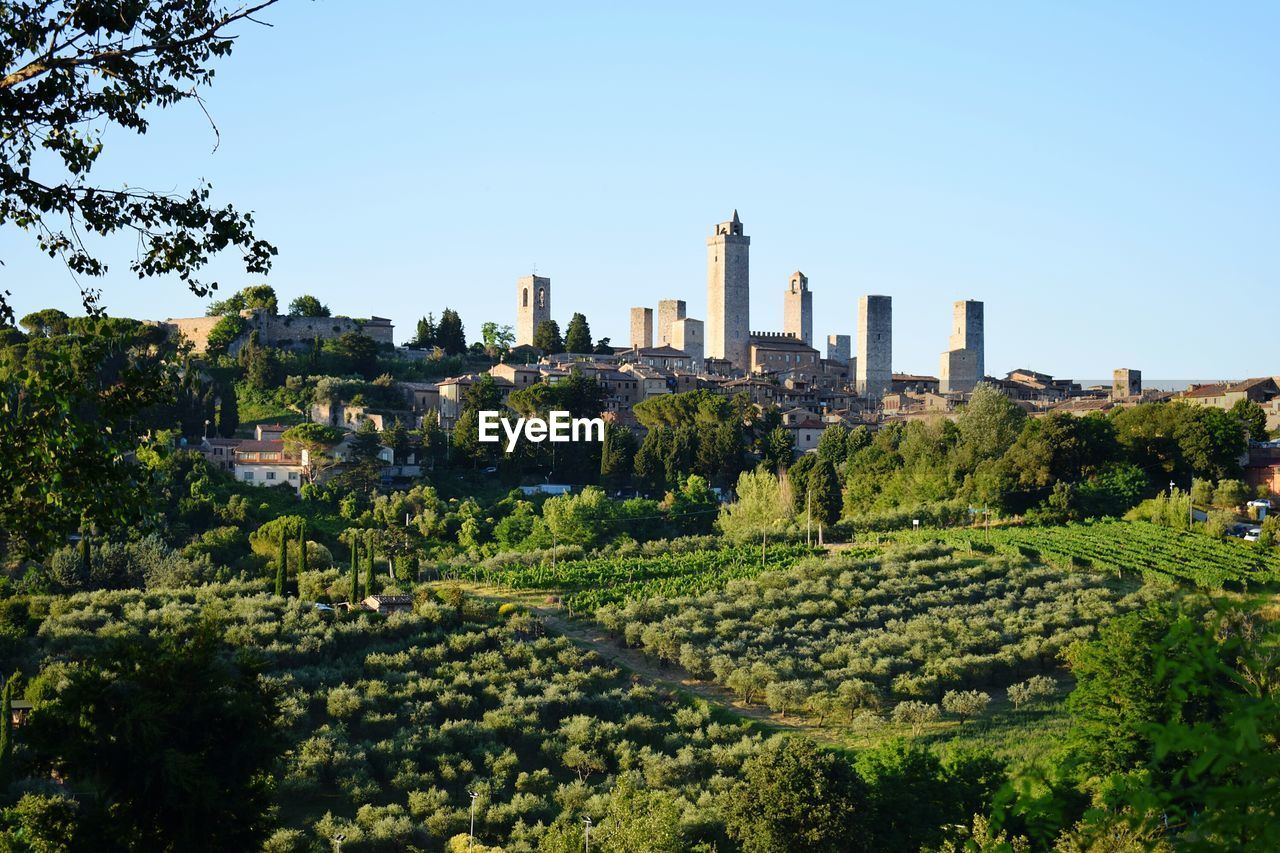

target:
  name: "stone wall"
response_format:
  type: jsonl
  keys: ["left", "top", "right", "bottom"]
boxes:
{"left": 162, "top": 309, "right": 394, "bottom": 353}
{"left": 162, "top": 315, "right": 224, "bottom": 352}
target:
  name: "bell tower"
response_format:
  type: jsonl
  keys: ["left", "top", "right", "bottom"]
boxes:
{"left": 516, "top": 274, "right": 551, "bottom": 347}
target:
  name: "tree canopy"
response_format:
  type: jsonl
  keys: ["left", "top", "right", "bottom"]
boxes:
{"left": 0, "top": 1, "right": 282, "bottom": 324}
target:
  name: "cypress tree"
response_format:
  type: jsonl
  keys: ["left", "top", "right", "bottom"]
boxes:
{"left": 0, "top": 674, "right": 15, "bottom": 786}
{"left": 79, "top": 526, "right": 91, "bottom": 585}
{"left": 296, "top": 521, "right": 308, "bottom": 596}
{"left": 363, "top": 534, "right": 375, "bottom": 598}
{"left": 349, "top": 537, "right": 360, "bottom": 604}
{"left": 275, "top": 525, "right": 287, "bottom": 597}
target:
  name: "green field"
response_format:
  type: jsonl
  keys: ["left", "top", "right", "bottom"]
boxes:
{"left": 594, "top": 544, "right": 1150, "bottom": 712}
{"left": 867, "top": 519, "right": 1280, "bottom": 588}
{"left": 456, "top": 543, "right": 825, "bottom": 614}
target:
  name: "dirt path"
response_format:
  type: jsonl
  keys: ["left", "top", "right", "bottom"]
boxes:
{"left": 456, "top": 582, "right": 843, "bottom": 743}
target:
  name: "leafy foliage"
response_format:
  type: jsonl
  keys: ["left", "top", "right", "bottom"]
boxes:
{"left": 0, "top": 1, "right": 282, "bottom": 322}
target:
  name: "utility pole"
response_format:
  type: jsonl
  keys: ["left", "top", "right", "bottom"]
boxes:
{"left": 806, "top": 489, "right": 812, "bottom": 547}
{"left": 583, "top": 816, "right": 593, "bottom": 853}
{"left": 1189, "top": 476, "right": 1195, "bottom": 529}
{"left": 469, "top": 791, "right": 478, "bottom": 852}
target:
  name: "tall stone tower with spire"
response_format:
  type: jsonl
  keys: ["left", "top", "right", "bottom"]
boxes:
{"left": 707, "top": 210, "right": 750, "bottom": 370}
{"left": 516, "top": 274, "right": 551, "bottom": 347}
{"left": 783, "top": 271, "right": 812, "bottom": 345}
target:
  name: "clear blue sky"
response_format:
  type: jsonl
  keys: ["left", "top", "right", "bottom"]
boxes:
{"left": 6, "top": 2, "right": 1277, "bottom": 379}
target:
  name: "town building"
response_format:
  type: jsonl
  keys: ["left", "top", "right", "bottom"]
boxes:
{"left": 749, "top": 332, "right": 820, "bottom": 378}
{"left": 233, "top": 424, "right": 304, "bottom": 490}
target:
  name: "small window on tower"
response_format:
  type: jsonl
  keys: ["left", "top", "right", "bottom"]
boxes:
{"left": 523, "top": 288, "right": 529, "bottom": 308}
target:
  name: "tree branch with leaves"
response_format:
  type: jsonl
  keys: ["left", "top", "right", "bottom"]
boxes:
{"left": 0, "top": 0, "right": 286, "bottom": 324}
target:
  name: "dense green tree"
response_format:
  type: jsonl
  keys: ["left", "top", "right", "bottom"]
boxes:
{"left": 1001, "top": 413, "right": 1119, "bottom": 512}
{"left": 275, "top": 525, "right": 287, "bottom": 596}
{"left": 1230, "top": 398, "right": 1268, "bottom": 441}
{"left": 593, "top": 337, "right": 614, "bottom": 355}
{"left": 1062, "top": 601, "right": 1280, "bottom": 848}
{"left": 296, "top": 520, "right": 308, "bottom": 590}
{"left": 633, "top": 429, "right": 668, "bottom": 496}
{"left": 1064, "top": 605, "right": 1178, "bottom": 776}
{"left": 286, "top": 294, "right": 329, "bottom": 317}
{"left": 954, "top": 384, "right": 1027, "bottom": 472}
{"left": 207, "top": 285, "right": 278, "bottom": 317}
{"left": 533, "top": 319, "right": 563, "bottom": 354}
{"left": 349, "top": 537, "right": 359, "bottom": 603}
{"left": 283, "top": 422, "right": 343, "bottom": 484}
{"left": 809, "top": 457, "right": 841, "bottom": 526}
{"left": 480, "top": 321, "right": 515, "bottom": 358}
{"left": 204, "top": 313, "right": 248, "bottom": 356}
{"left": 1, "top": 323, "right": 172, "bottom": 558}
{"left": 760, "top": 426, "right": 795, "bottom": 472}
{"left": 599, "top": 423, "right": 637, "bottom": 490}
{"left": 0, "top": 673, "right": 14, "bottom": 787}
{"left": 816, "top": 423, "right": 851, "bottom": 467}
{"left": 1112, "top": 402, "right": 1246, "bottom": 483}
{"left": 563, "top": 312, "right": 593, "bottom": 354}
{"left": 23, "top": 627, "right": 284, "bottom": 850}
{"left": 724, "top": 736, "right": 870, "bottom": 853}
{"left": 719, "top": 467, "right": 792, "bottom": 550}
{"left": 240, "top": 333, "right": 284, "bottom": 390}
{"left": 333, "top": 332, "right": 380, "bottom": 380}
{"left": 216, "top": 384, "right": 240, "bottom": 437}
{"left": 18, "top": 309, "right": 70, "bottom": 338}
{"left": 662, "top": 474, "right": 719, "bottom": 535}
{"left": 363, "top": 532, "right": 376, "bottom": 597}
{"left": 857, "top": 742, "right": 1003, "bottom": 852}
{"left": 436, "top": 308, "right": 467, "bottom": 355}
{"left": 411, "top": 314, "right": 438, "bottom": 349}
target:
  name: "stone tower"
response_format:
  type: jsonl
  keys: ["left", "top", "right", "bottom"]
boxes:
{"left": 856, "top": 295, "right": 892, "bottom": 399}
{"left": 671, "top": 317, "right": 704, "bottom": 370}
{"left": 826, "top": 334, "right": 851, "bottom": 365}
{"left": 938, "top": 300, "right": 984, "bottom": 393}
{"left": 707, "top": 210, "right": 750, "bottom": 370}
{"left": 1112, "top": 368, "right": 1141, "bottom": 401}
{"left": 783, "top": 271, "right": 812, "bottom": 345}
{"left": 629, "top": 307, "right": 653, "bottom": 349}
{"left": 516, "top": 274, "right": 551, "bottom": 347}
{"left": 657, "top": 299, "right": 686, "bottom": 347}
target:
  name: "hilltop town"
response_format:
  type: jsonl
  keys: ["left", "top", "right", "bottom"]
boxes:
{"left": 148, "top": 211, "right": 1280, "bottom": 499}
